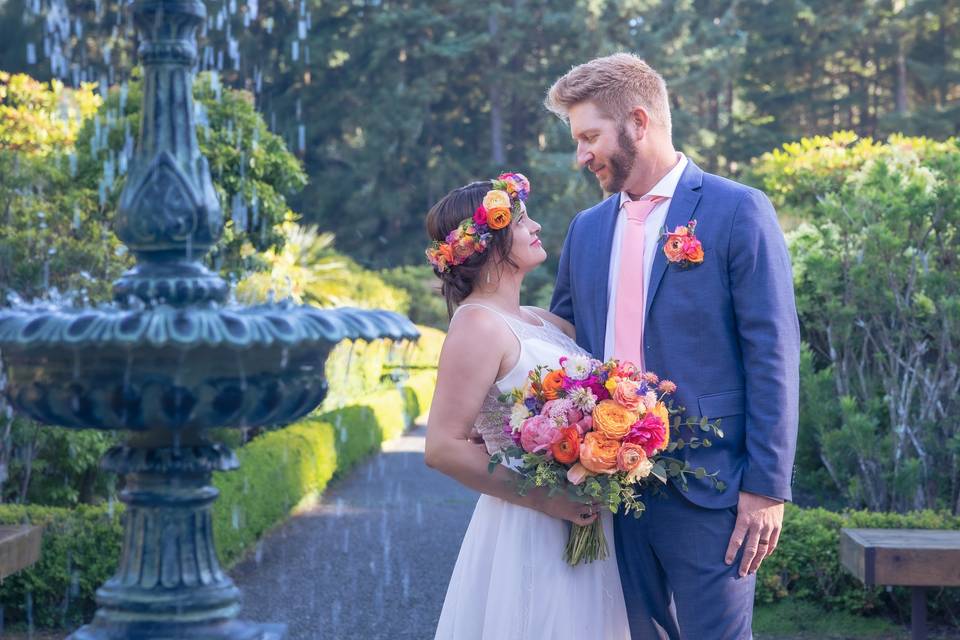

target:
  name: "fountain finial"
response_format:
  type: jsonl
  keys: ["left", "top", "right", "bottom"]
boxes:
{"left": 112, "top": 0, "right": 226, "bottom": 306}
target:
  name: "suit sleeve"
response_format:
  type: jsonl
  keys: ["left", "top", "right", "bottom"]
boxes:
{"left": 728, "top": 189, "right": 800, "bottom": 502}
{"left": 549, "top": 215, "right": 578, "bottom": 326}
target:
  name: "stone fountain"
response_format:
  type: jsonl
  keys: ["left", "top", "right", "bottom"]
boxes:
{"left": 0, "top": 0, "right": 418, "bottom": 637}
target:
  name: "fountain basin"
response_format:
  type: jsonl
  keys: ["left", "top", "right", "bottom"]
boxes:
{"left": 0, "top": 304, "right": 419, "bottom": 431}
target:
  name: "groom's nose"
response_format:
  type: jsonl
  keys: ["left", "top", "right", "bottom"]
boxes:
{"left": 576, "top": 144, "right": 593, "bottom": 167}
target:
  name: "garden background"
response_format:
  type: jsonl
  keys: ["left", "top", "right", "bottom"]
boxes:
{"left": 1, "top": 0, "right": 959, "bottom": 636}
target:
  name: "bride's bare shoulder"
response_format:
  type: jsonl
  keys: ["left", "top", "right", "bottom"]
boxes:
{"left": 444, "top": 305, "right": 513, "bottom": 347}
{"left": 525, "top": 307, "right": 575, "bottom": 339}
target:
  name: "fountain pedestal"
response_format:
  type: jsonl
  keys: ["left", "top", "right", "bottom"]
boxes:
{"left": 71, "top": 433, "right": 282, "bottom": 639}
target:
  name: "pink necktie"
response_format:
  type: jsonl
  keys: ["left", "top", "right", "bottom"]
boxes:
{"left": 613, "top": 195, "right": 666, "bottom": 370}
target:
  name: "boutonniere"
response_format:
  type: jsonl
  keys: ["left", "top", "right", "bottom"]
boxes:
{"left": 662, "top": 220, "right": 704, "bottom": 268}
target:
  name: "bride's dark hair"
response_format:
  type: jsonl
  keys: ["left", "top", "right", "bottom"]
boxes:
{"left": 425, "top": 181, "right": 517, "bottom": 318}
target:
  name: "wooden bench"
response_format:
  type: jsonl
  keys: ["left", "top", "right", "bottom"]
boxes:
{"left": 840, "top": 528, "right": 960, "bottom": 640}
{"left": 0, "top": 525, "right": 42, "bottom": 580}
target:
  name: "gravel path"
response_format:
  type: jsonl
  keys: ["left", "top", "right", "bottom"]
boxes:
{"left": 230, "top": 423, "right": 477, "bottom": 640}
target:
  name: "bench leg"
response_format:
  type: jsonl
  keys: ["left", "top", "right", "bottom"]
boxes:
{"left": 911, "top": 586, "right": 927, "bottom": 640}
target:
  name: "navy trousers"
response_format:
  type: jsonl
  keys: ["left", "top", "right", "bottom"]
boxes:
{"left": 614, "top": 483, "right": 756, "bottom": 639}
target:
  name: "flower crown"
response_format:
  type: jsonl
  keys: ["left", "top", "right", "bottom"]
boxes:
{"left": 426, "top": 172, "right": 531, "bottom": 274}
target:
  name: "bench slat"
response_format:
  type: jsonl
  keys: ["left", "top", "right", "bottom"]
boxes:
{"left": 0, "top": 525, "right": 43, "bottom": 580}
{"left": 840, "top": 528, "right": 960, "bottom": 587}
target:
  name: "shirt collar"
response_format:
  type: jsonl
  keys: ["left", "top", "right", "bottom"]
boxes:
{"left": 619, "top": 152, "right": 688, "bottom": 210}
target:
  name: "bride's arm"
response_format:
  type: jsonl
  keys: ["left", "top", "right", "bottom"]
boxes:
{"left": 424, "top": 311, "right": 597, "bottom": 524}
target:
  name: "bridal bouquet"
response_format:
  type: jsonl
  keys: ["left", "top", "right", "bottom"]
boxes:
{"left": 490, "top": 356, "right": 724, "bottom": 566}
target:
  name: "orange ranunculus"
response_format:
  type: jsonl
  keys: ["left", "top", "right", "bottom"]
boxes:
{"left": 613, "top": 379, "right": 643, "bottom": 412}
{"left": 551, "top": 427, "right": 581, "bottom": 464}
{"left": 616, "top": 442, "right": 653, "bottom": 483}
{"left": 486, "top": 207, "right": 512, "bottom": 230}
{"left": 664, "top": 235, "right": 686, "bottom": 262}
{"left": 592, "top": 399, "right": 639, "bottom": 440}
{"left": 541, "top": 369, "right": 566, "bottom": 400}
{"left": 439, "top": 242, "right": 456, "bottom": 265}
{"left": 579, "top": 432, "right": 620, "bottom": 474}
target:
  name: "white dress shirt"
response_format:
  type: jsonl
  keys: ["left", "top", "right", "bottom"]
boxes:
{"left": 603, "top": 153, "right": 688, "bottom": 361}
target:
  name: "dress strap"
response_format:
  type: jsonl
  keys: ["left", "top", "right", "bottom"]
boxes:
{"left": 452, "top": 302, "right": 524, "bottom": 342}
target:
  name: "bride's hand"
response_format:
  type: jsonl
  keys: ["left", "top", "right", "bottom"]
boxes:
{"left": 539, "top": 493, "right": 602, "bottom": 526}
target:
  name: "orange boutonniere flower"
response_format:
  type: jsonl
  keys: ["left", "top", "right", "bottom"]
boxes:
{"left": 663, "top": 219, "right": 704, "bottom": 267}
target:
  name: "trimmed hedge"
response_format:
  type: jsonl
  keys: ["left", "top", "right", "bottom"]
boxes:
{"left": 212, "top": 369, "right": 436, "bottom": 566}
{"left": 0, "top": 504, "right": 124, "bottom": 628}
{"left": 757, "top": 504, "right": 960, "bottom": 623}
{"left": 0, "top": 370, "right": 436, "bottom": 630}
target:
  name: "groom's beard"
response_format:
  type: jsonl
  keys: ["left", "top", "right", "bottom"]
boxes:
{"left": 603, "top": 124, "right": 638, "bottom": 194}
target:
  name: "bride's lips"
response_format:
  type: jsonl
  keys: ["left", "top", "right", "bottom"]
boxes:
{"left": 531, "top": 237, "right": 542, "bottom": 247}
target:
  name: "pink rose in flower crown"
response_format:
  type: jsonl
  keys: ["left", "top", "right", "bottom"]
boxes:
{"left": 613, "top": 379, "right": 644, "bottom": 412}
{"left": 624, "top": 412, "right": 668, "bottom": 456}
{"left": 519, "top": 414, "right": 561, "bottom": 456}
{"left": 473, "top": 205, "right": 488, "bottom": 226}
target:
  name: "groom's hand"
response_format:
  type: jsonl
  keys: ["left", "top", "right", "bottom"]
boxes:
{"left": 724, "top": 491, "right": 784, "bottom": 577}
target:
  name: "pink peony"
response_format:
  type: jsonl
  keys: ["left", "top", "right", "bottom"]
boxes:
{"left": 624, "top": 413, "right": 668, "bottom": 457}
{"left": 519, "top": 414, "right": 561, "bottom": 456}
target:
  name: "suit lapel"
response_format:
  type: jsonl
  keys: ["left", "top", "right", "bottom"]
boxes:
{"left": 588, "top": 195, "right": 620, "bottom": 355}
{"left": 644, "top": 161, "right": 704, "bottom": 322}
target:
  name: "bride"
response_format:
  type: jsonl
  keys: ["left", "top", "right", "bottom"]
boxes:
{"left": 423, "top": 174, "right": 631, "bottom": 639}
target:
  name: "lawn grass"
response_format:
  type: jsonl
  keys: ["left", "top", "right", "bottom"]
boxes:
{"left": 754, "top": 598, "right": 959, "bottom": 639}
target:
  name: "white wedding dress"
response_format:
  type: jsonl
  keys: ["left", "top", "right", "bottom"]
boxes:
{"left": 435, "top": 303, "right": 631, "bottom": 640}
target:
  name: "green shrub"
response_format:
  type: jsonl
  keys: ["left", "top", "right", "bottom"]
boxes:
{"left": 0, "top": 504, "right": 124, "bottom": 629}
{"left": 757, "top": 504, "right": 960, "bottom": 624}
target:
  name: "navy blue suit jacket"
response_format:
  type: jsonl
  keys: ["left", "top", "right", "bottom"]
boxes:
{"left": 550, "top": 160, "right": 800, "bottom": 508}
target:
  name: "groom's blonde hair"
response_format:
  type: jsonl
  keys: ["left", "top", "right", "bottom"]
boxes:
{"left": 545, "top": 53, "right": 672, "bottom": 135}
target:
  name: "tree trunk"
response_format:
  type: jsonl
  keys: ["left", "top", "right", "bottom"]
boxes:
{"left": 16, "top": 423, "right": 40, "bottom": 504}
{"left": 488, "top": 10, "right": 506, "bottom": 166}
{"left": 895, "top": 38, "right": 909, "bottom": 114}
{"left": 0, "top": 412, "right": 11, "bottom": 503}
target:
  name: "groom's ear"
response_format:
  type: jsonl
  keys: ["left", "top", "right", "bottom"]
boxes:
{"left": 629, "top": 106, "right": 650, "bottom": 140}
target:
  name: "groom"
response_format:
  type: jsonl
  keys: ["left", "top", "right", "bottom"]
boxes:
{"left": 546, "top": 54, "right": 800, "bottom": 639}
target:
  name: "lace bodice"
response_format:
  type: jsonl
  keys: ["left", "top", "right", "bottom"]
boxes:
{"left": 452, "top": 303, "right": 591, "bottom": 457}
